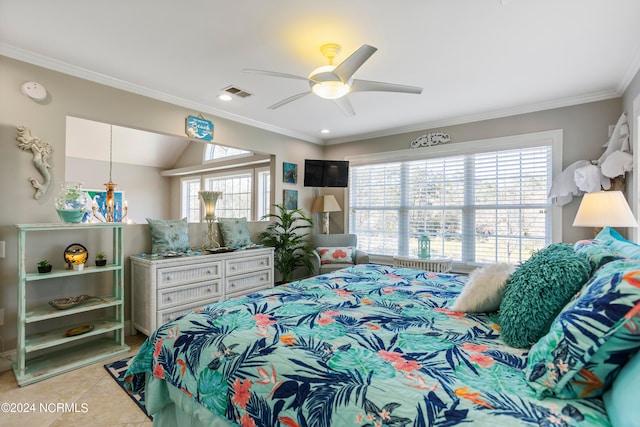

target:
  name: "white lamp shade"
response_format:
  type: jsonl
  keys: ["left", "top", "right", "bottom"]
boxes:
{"left": 573, "top": 191, "right": 638, "bottom": 228}
{"left": 311, "top": 194, "right": 341, "bottom": 213}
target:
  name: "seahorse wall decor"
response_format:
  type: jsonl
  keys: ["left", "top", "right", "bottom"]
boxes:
{"left": 16, "top": 125, "right": 54, "bottom": 199}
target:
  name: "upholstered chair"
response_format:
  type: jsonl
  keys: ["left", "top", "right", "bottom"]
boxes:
{"left": 310, "top": 233, "right": 370, "bottom": 276}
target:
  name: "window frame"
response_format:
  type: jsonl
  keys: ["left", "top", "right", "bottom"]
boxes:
{"left": 181, "top": 166, "right": 271, "bottom": 222}
{"left": 345, "top": 130, "right": 563, "bottom": 268}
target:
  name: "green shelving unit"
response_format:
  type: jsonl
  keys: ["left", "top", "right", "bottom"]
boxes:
{"left": 13, "top": 223, "right": 129, "bottom": 386}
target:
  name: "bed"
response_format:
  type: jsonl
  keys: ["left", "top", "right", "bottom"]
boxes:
{"left": 124, "top": 237, "right": 640, "bottom": 427}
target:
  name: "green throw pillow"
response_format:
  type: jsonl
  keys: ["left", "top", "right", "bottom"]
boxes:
{"left": 218, "top": 217, "right": 252, "bottom": 248}
{"left": 146, "top": 218, "right": 190, "bottom": 255}
{"left": 499, "top": 243, "right": 590, "bottom": 349}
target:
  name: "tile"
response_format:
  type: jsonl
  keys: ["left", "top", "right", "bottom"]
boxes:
{"left": 0, "top": 333, "right": 148, "bottom": 426}
{"left": 49, "top": 377, "right": 148, "bottom": 426}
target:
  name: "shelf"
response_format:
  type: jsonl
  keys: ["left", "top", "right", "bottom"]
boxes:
{"left": 25, "top": 264, "right": 121, "bottom": 281}
{"left": 17, "top": 222, "right": 125, "bottom": 231}
{"left": 13, "top": 338, "right": 129, "bottom": 386}
{"left": 25, "top": 318, "right": 123, "bottom": 353}
{"left": 16, "top": 222, "right": 126, "bottom": 385}
{"left": 25, "top": 296, "right": 122, "bottom": 323}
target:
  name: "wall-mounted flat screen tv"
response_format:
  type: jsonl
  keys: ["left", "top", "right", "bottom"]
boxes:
{"left": 303, "top": 159, "right": 349, "bottom": 187}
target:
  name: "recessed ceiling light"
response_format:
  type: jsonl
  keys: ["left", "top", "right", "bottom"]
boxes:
{"left": 218, "top": 94, "right": 233, "bottom": 101}
{"left": 320, "top": 129, "right": 330, "bottom": 134}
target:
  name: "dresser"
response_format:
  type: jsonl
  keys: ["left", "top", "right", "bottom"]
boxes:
{"left": 130, "top": 247, "right": 274, "bottom": 335}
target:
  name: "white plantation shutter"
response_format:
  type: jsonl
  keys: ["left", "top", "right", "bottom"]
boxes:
{"left": 349, "top": 136, "right": 554, "bottom": 265}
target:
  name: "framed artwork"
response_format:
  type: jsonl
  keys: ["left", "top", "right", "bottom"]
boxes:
{"left": 83, "top": 189, "right": 126, "bottom": 222}
{"left": 283, "top": 162, "right": 297, "bottom": 184}
{"left": 283, "top": 189, "right": 298, "bottom": 210}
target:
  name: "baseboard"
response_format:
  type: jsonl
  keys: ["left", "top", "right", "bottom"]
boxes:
{"left": 0, "top": 348, "right": 16, "bottom": 373}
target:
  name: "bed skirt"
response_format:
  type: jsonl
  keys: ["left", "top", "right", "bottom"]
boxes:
{"left": 146, "top": 375, "right": 235, "bottom": 427}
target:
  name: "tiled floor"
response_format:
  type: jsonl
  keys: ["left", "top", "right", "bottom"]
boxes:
{"left": 0, "top": 334, "right": 150, "bottom": 427}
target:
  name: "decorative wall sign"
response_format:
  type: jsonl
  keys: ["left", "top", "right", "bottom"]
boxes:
{"left": 410, "top": 132, "right": 451, "bottom": 148}
{"left": 283, "top": 162, "right": 297, "bottom": 184}
{"left": 283, "top": 189, "right": 298, "bottom": 210}
{"left": 185, "top": 115, "right": 214, "bottom": 141}
{"left": 16, "top": 126, "right": 54, "bottom": 199}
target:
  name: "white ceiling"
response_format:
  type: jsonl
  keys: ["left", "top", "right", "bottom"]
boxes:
{"left": 2, "top": 0, "right": 640, "bottom": 145}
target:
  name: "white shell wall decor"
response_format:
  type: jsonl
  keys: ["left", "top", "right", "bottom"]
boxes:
{"left": 410, "top": 132, "right": 451, "bottom": 148}
{"left": 16, "top": 125, "right": 54, "bottom": 199}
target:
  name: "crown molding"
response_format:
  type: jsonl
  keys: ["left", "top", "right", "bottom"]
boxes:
{"left": 0, "top": 44, "right": 323, "bottom": 145}
{"left": 323, "top": 89, "right": 621, "bottom": 145}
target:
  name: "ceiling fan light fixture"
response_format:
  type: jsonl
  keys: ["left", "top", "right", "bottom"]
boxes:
{"left": 312, "top": 81, "right": 351, "bottom": 99}
{"left": 308, "top": 64, "right": 351, "bottom": 99}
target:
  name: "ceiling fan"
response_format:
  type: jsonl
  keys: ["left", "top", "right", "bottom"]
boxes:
{"left": 243, "top": 43, "right": 423, "bottom": 117}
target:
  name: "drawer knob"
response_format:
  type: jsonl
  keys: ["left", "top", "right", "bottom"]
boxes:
{"left": 166, "top": 276, "right": 171, "bottom": 281}
{"left": 231, "top": 266, "right": 236, "bottom": 270}
{"left": 231, "top": 283, "right": 236, "bottom": 288}
{"left": 206, "top": 270, "right": 211, "bottom": 274}
{"left": 206, "top": 288, "right": 211, "bottom": 293}
{"left": 166, "top": 296, "right": 172, "bottom": 302}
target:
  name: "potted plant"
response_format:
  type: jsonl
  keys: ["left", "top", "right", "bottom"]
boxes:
{"left": 37, "top": 260, "right": 52, "bottom": 273}
{"left": 259, "top": 203, "right": 314, "bottom": 284}
{"left": 95, "top": 252, "right": 107, "bottom": 267}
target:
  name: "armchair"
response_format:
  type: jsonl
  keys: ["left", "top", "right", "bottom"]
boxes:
{"left": 309, "top": 233, "right": 370, "bottom": 276}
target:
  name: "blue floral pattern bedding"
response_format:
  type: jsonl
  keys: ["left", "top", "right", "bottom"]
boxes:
{"left": 125, "top": 264, "right": 609, "bottom": 426}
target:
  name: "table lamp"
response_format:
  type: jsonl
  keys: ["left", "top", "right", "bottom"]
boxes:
{"left": 312, "top": 195, "right": 341, "bottom": 234}
{"left": 199, "top": 191, "right": 223, "bottom": 249}
{"left": 573, "top": 190, "right": 638, "bottom": 235}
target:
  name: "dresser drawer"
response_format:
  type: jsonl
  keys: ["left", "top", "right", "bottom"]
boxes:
{"left": 157, "top": 262, "right": 221, "bottom": 289}
{"left": 226, "top": 254, "right": 272, "bottom": 276}
{"left": 158, "top": 297, "right": 220, "bottom": 325}
{"left": 226, "top": 270, "right": 272, "bottom": 297}
{"left": 158, "top": 280, "right": 222, "bottom": 309}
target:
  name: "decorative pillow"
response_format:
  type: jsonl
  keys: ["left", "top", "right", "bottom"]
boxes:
{"left": 146, "top": 218, "right": 190, "bottom": 255}
{"left": 218, "top": 217, "right": 252, "bottom": 248}
{"left": 595, "top": 226, "right": 640, "bottom": 259}
{"left": 603, "top": 350, "right": 640, "bottom": 427}
{"left": 526, "top": 259, "right": 640, "bottom": 399}
{"left": 451, "top": 262, "right": 515, "bottom": 313}
{"left": 499, "top": 243, "right": 590, "bottom": 349}
{"left": 574, "top": 239, "right": 624, "bottom": 274}
{"left": 317, "top": 246, "right": 354, "bottom": 265}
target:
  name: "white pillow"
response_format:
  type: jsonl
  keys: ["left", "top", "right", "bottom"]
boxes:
{"left": 451, "top": 262, "right": 515, "bottom": 313}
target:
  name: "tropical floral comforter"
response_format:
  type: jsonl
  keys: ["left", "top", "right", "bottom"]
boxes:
{"left": 125, "top": 264, "right": 609, "bottom": 426}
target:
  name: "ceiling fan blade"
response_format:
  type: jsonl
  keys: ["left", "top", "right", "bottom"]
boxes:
{"left": 268, "top": 92, "right": 311, "bottom": 110}
{"left": 351, "top": 79, "right": 423, "bottom": 94}
{"left": 332, "top": 44, "right": 377, "bottom": 83}
{"left": 243, "top": 68, "right": 310, "bottom": 82}
{"left": 333, "top": 96, "right": 355, "bottom": 117}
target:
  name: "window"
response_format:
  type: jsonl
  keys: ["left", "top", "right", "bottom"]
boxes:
{"left": 256, "top": 167, "right": 271, "bottom": 220}
{"left": 204, "top": 144, "right": 252, "bottom": 162}
{"left": 181, "top": 177, "right": 201, "bottom": 222}
{"left": 348, "top": 131, "right": 561, "bottom": 266}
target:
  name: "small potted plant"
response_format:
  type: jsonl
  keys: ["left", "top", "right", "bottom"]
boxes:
{"left": 95, "top": 252, "right": 107, "bottom": 267}
{"left": 37, "top": 260, "right": 52, "bottom": 273}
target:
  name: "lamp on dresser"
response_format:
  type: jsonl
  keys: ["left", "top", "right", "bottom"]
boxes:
{"left": 312, "top": 194, "right": 341, "bottom": 234}
{"left": 199, "top": 191, "right": 223, "bottom": 250}
{"left": 573, "top": 190, "right": 638, "bottom": 235}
